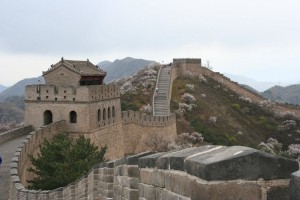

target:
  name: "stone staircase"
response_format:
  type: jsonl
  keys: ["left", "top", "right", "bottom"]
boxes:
{"left": 153, "top": 66, "right": 172, "bottom": 116}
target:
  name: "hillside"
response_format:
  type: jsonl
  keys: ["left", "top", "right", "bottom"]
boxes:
{"left": 118, "top": 63, "right": 160, "bottom": 112}
{"left": 98, "top": 57, "right": 156, "bottom": 83}
{"left": 170, "top": 75, "right": 300, "bottom": 151}
{"left": 0, "top": 76, "right": 44, "bottom": 101}
{"left": 262, "top": 85, "right": 300, "bottom": 105}
{"left": 118, "top": 65, "right": 300, "bottom": 152}
{"left": 0, "top": 101, "right": 24, "bottom": 133}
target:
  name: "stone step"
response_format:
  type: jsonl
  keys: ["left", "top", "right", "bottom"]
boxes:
{"left": 153, "top": 66, "right": 172, "bottom": 116}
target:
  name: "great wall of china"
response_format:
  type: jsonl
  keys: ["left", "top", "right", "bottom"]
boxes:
{"left": 1, "top": 58, "right": 300, "bottom": 199}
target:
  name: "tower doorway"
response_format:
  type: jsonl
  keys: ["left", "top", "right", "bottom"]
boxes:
{"left": 43, "top": 110, "right": 53, "bottom": 125}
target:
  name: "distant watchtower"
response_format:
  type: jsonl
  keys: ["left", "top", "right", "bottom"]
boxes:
{"left": 24, "top": 58, "right": 122, "bottom": 133}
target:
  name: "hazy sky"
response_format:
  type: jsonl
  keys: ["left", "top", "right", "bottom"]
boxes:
{"left": 1, "top": 0, "right": 300, "bottom": 86}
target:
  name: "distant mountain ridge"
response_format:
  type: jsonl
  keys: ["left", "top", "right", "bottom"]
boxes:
{"left": 0, "top": 85, "right": 7, "bottom": 93}
{"left": 0, "top": 76, "right": 44, "bottom": 101}
{"left": 262, "top": 84, "right": 300, "bottom": 105}
{"left": 225, "top": 73, "right": 278, "bottom": 92}
{"left": 98, "top": 57, "right": 155, "bottom": 83}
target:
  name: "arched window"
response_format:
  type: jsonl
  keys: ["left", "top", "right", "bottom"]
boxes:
{"left": 69, "top": 111, "right": 77, "bottom": 123}
{"left": 103, "top": 108, "right": 106, "bottom": 120}
{"left": 43, "top": 110, "right": 53, "bottom": 125}
{"left": 112, "top": 106, "right": 115, "bottom": 118}
{"left": 97, "top": 109, "right": 101, "bottom": 122}
{"left": 108, "top": 107, "right": 111, "bottom": 119}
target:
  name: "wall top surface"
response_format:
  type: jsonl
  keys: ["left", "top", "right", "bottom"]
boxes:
{"left": 138, "top": 145, "right": 299, "bottom": 181}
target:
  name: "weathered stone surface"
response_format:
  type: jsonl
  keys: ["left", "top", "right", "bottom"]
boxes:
{"left": 190, "top": 179, "right": 261, "bottom": 200}
{"left": 126, "top": 152, "right": 153, "bottom": 165}
{"left": 267, "top": 186, "right": 289, "bottom": 200}
{"left": 139, "top": 183, "right": 156, "bottom": 199}
{"left": 164, "top": 171, "right": 191, "bottom": 197}
{"left": 290, "top": 170, "right": 300, "bottom": 200}
{"left": 114, "top": 158, "right": 126, "bottom": 167}
{"left": 156, "top": 146, "right": 221, "bottom": 170}
{"left": 138, "top": 152, "right": 168, "bottom": 168}
{"left": 185, "top": 146, "right": 299, "bottom": 181}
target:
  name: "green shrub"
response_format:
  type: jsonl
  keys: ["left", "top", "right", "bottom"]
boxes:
{"left": 27, "top": 132, "right": 107, "bottom": 190}
{"left": 231, "top": 103, "right": 241, "bottom": 110}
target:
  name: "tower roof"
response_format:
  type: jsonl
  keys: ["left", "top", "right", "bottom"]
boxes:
{"left": 43, "top": 58, "right": 106, "bottom": 76}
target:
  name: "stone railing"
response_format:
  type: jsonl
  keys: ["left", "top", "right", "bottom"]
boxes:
{"left": 122, "top": 110, "right": 176, "bottom": 127}
{"left": 0, "top": 126, "right": 33, "bottom": 145}
{"left": 9, "top": 144, "right": 300, "bottom": 200}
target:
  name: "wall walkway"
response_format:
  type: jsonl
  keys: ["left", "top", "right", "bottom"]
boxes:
{"left": 0, "top": 126, "right": 33, "bottom": 200}
{"left": 153, "top": 65, "right": 172, "bottom": 116}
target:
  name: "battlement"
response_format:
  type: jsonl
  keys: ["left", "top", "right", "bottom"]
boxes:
{"left": 122, "top": 110, "right": 175, "bottom": 126}
{"left": 173, "top": 58, "right": 201, "bottom": 65}
{"left": 25, "top": 83, "right": 120, "bottom": 102}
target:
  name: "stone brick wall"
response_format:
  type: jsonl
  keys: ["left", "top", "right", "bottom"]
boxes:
{"left": 88, "top": 122, "right": 125, "bottom": 160}
{"left": 10, "top": 147, "right": 300, "bottom": 200}
{"left": 25, "top": 83, "right": 121, "bottom": 131}
{"left": 87, "top": 111, "right": 177, "bottom": 159}
{"left": 25, "top": 84, "right": 120, "bottom": 102}
{"left": 172, "top": 58, "right": 202, "bottom": 78}
{"left": 122, "top": 111, "right": 175, "bottom": 127}
{"left": 0, "top": 126, "right": 33, "bottom": 145}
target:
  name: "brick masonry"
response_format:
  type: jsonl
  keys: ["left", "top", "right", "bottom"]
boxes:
{"left": 9, "top": 144, "right": 300, "bottom": 200}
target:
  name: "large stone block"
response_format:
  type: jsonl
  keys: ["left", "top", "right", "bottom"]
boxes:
{"left": 190, "top": 179, "right": 260, "bottom": 200}
{"left": 164, "top": 171, "right": 191, "bottom": 197}
{"left": 126, "top": 152, "right": 153, "bottom": 165}
{"left": 139, "top": 183, "right": 156, "bottom": 199}
{"left": 290, "top": 170, "right": 300, "bottom": 200}
{"left": 156, "top": 146, "right": 220, "bottom": 171}
{"left": 184, "top": 146, "right": 298, "bottom": 181}
{"left": 138, "top": 152, "right": 169, "bottom": 168}
{"left": 122, "top": 187, "right": 139, "bottom": 200}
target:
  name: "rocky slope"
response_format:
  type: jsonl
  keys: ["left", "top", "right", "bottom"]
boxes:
{"left": 170, "top": 74, "right": 300, "bottom": 156}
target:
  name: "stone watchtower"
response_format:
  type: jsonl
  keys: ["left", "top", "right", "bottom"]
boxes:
{"left": 24, "top": 58, "right": 122, "bottom": 133}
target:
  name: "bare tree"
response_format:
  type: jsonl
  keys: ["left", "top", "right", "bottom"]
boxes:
{"left": 143, "top": 133, "right": 170, "bottom": 152}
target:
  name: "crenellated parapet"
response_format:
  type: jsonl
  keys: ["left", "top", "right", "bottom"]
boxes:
{"left": 122, "top": 110, "right": 175, "bottom": 127}
{"left": 25, "top": 83, "right": 120, "bottom": 103}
